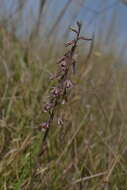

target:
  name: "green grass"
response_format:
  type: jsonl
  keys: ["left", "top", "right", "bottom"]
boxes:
{"left": 0, "top": 28, "right": 127, "bottom": 190}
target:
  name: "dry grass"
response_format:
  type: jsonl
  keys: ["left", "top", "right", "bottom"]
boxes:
{"left": 0, "top": 26, "right": 127, "bottom": 190}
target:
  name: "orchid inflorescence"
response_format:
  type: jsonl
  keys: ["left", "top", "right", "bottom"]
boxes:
{"left": 39, "top": 21, "right": 92, "bottom": 156}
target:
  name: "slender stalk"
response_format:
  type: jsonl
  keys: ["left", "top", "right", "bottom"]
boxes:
{"left": 28, "top": 21, "right": 92, "bottom": 189}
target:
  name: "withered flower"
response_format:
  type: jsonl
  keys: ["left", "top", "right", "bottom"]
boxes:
{"left": 38, "top": 21, "right": 92, "bottom": 157}
{"left": 51, "top": 87, "right": 61, "bottom": 97}
{"left": 60, "top": 60, "right": 67, "bottom": 71}
{"left": 64, "top": 79, "right": 73, "bottom": 89}
{"left": 40, "top": 122, "right": 49, "bottom": 130}
{"left": 43, "top": 103, "right": 53, "bottom": 112}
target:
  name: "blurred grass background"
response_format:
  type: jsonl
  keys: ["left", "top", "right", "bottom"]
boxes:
{"left": 0, "top": 0, "right": 127, "bottom": 190}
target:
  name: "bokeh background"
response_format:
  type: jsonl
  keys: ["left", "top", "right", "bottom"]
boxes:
{"left": 0, "top": 0, "right": 127, "bottom": 60}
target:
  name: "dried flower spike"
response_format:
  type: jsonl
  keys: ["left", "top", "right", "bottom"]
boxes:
{"left": 38, "top": 21, "right": 92, "bottom": 157}
{"left": 29, "top": 22, "right": 93, "bottom": 190}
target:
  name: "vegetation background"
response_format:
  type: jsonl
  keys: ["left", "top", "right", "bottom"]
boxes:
{"left": 0, "top": 0, "right": 127, "bottom": 189}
